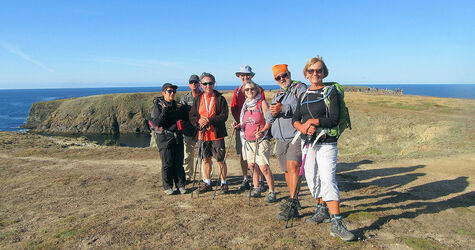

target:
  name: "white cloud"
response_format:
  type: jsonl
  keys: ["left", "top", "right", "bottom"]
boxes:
{"left": 0, "top": 41, "right": 55, "bottom": 73}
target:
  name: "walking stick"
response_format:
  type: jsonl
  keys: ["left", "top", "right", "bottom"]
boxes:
{"left": 212, "top": 127, "right": 235, "bottom": 199}
{"left": 248, "top": 124, "right": 260, "bottom": 206}
{"left": 286, "top": 134, "right": 312, "bottom": 228}
{"left": 191, "top": 127, "right": 206, "bottom": 198}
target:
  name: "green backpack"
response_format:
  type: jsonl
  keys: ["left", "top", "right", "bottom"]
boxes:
{"left": 300, "top": 82, "right": 352, "bottom": 138}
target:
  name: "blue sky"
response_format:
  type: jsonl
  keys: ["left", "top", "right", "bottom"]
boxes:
{"left": 0, "top": 0, "right": 474, "bottom": 89}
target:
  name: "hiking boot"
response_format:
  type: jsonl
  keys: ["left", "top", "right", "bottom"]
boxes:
{"left": 258, "top": 180, "right": 268, "bottom": 192}
{"left": 264, "top": 191, "right": 277, "bottom": 203}
{"left": 178, "top": 187, "right": 186, "bottom": 194}
{"left": 330, "top": 216, "right": 355, "bottom": 241}
{"left": 275, "top": 201, "right": 299, "bottom": 220}
{"left": 306, "top": 205, "right": 331, "bottom": 224}
{"left": 248, "top": 188, "right": 261, "bottom": 198}
{"left": 199, "top": 182, "right": 212, "bottom": 192}
{"left": 278, "top": 198, "right": 301, "bottom": 211}
{"left": 238, "top": 179, "right": 250, "bottom": 191}
{"left": 220, "top": 184, "right": 229, "bottom": 194}
{"left": 164, "top": 188, "right": 174, "bottom": 195}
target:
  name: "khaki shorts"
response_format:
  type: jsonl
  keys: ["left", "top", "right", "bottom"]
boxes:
{"left": 242, "top": 139, "right": 270, "bottom": 166}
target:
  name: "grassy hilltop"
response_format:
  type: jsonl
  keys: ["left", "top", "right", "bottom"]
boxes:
{"left": 2, "top": 91, "right": 475, "bottom": 249}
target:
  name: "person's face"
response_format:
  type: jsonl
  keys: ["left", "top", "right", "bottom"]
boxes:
{"left": 306, "top": 61, "right": 325, "bottom": 85}
{"left": 163, "top": 88, "right": 176, "bottom": 102}
{"left": 200, "top": 76, "right": 215, "bottom": 94}
{"left": 238, "top": 73, "right": 253, "bottom": 84}
{"left": 243, "top": 84, "right": 257, "bottom": 99}
{"left": 274, "top": 71, "right": 291, "bottom": 88}
{"left": 188, "top": 80, "right": 200, "bottom": 91}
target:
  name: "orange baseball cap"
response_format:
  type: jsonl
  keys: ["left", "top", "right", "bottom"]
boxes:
{"left": 272, "top": 64, "right": 289, "bottom": 78}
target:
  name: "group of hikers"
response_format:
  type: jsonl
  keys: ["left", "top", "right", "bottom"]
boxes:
{"left": 149, "top": 56, "right": 355, "bottom": 241}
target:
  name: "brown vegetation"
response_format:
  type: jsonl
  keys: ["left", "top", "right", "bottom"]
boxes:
{"left": 1, "top": 92, "right": 474, "bottom": 249}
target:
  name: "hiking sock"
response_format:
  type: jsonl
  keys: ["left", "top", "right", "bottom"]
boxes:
{"left": 332, "top": 214, "right": 342, "bottom": 220}
{"left": 221, "top": 180, "right": 227, "bottom": 185}
{"left": 204, "top": 179, "right": 211, "bottom": 185}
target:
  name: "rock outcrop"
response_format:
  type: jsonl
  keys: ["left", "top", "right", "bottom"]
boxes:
{"left": 23, "top": 92, "right": 164, "bottom": 135}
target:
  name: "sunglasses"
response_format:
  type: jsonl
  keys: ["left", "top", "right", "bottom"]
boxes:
{"left": 307, "top": 68, "right": 324, "bottom": 75}
{"left": 275, "top": 72, "right": 288, "bottom": 81}
{"left": 244, "top": 88, "right": 256, "bottom": 92}
{"left": 189, "top": 81, "right": 199, "bottom": 84}
{"left": 239, "top": 73, "right": 251, "bottom": 77}
{"left": 201, "top": 82, "right": 215, "bottom": 86}
{"left": 166, "top": 89, "right": 176, "bottom": 94}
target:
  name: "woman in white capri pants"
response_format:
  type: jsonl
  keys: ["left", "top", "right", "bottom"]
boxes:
{"left": 292, "top": 56, "right": 354, "bottom": 241}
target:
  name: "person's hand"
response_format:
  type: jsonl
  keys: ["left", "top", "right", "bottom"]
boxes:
{"left": 307, "top": 124, "right": 317, "bottom": 135}
{"left": 270, "top": 103, "right": 283, "bottom": 117}
{"left": 198, "top": 117, "right": 209, "bottom": 128}
{"left": 255, "top": 129, "right": 264, "bottom": 139}
{"left": 232, "top": 121, "right": 241, "bottom": 129}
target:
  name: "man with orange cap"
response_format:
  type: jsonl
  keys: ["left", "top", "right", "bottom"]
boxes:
{"left": 264, "top": 64, "right": 307, "bottom": 220}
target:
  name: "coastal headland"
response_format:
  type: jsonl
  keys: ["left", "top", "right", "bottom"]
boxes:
{"left": 1, "top": 90, "right": 474, "bottom": 248}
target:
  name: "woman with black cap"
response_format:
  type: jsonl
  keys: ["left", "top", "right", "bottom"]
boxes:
{"left": 150, "top": 83, "right": 188, "bottom": 195}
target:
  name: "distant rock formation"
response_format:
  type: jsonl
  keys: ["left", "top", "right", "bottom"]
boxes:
{"left": 23, "top": 92, "right": 161, "bottom": 135}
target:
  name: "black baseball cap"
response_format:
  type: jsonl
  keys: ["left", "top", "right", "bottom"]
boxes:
{"left": 189, "top": 74, "right": 199, "bottom": 83}
{"left": 162, "top": 83, "right": 178, "bottom": 91}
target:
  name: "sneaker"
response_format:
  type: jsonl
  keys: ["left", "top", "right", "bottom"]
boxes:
{"left": 220, "top": 184, "right": 229, "bottom": 194}
{"left": 306, "top": 205, "right": 331, "bottom": 224}
{"left": 264, "top": 191, "right": 277, "bottom": 203}
{"left": 330, "top": 216, "right": 355, "bottom": 241}
{"left": 178, "top": 187, "right": 186, "bottom": 194}
{"left": 248, "top": 188, "right": 261, "bottom": 198}
{"left": 275, "top": 200, "right": 299, "bottom": 220}
{"left": 199, "top": 182, "right": 212, "bottom": 192}
{"left": 164, "top": 188, "right": 174, "bottom": 195}
{"left": 278, "top": 198, "right": 301, "bottom": 211}
{"left": 258, "top": 180, "right": 268, "bottom": 192}
{"left": 239, "top": 179, "right": 250, "bottom": 191}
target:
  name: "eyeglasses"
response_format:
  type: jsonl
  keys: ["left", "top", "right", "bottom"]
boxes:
{"left": 201, "top": 82, "right": 215, "bottom": 86}
{"left": 307, "top": 68, "right": 324, "bottom": 75}
{"left": 166, "top": 89, "right": 176, "bottom": 94}
{"left": 275, "top": 72, "right": 288, "bottom": 81}
{"left": 189, "top": 81, "right": 199, "bottom": 85}
{"left": 239, "top": 73, "right": 251, "bottom": 77}
{"left": 244, "top": 88, "right": 256, "bottom": 92}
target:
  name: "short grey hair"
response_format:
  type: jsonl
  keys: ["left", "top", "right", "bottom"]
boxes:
{"left": 200, "top": 72, "right": 215, "bottom": 83}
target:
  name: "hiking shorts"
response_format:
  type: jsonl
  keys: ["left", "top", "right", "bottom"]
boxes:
{"left": 202, "top": 139, "right": 226, "bottom": 162}
{"left": 276, "top": 138, "right": 302, "bottom": 172}
{"left": 235, "top": 129, "right": 243, "bottom": 155}
{"left": 242, "top": 139, "right": 270, "bottom": 166}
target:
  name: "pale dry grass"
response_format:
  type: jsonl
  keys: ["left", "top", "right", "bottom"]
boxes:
{"left": 1, "top": 92, "right": 475, "bottom": 249}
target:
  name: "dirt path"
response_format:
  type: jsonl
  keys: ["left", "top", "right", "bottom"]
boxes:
{"left": 1, "top": 142, "right": 473, "bottom": 249}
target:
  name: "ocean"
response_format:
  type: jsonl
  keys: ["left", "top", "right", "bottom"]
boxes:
{"left": 0, "top": 84, "right": 473, "bottom": 146}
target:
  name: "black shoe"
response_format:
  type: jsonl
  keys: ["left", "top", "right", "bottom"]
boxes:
{"left": 238, "top": 179, "right": 250, "bottom": 191}
{"left": 306, "top": 205, "right": 331, "bottom": 224}
{"left": 275, "top": 199, "right": 299, "bottom": 220}
{"left": 330, "top": 216, "right": 355, "bottom": 241}
{"left": 278, "top": 198, "right": 301, "bottom": 211}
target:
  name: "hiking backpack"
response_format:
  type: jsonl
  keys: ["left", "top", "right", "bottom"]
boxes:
{"left": 300, "top": 82, "right": 352, "bottom": 138}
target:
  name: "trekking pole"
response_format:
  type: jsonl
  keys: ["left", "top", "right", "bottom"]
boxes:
{"left": 191, "top": 127, "right": 205, "bottom": 198}
{"left": 212, "top": 127, "right": 235, "bottom": 200}
{"left": 286, "top": 134, "right": 312, "bottom": 228}
{"left": 248, "top": 124, "right": 260, "bottom": 206}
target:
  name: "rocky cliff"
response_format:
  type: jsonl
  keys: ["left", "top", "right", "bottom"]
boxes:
{"left": 23, "top": 92, "right": 170, "bottom": 135}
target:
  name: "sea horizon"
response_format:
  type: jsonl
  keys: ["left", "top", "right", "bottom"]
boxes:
{"left": 0, "top": 83, "right": 474, "bottom": 134}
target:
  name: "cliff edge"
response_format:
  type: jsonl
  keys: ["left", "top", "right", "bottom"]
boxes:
{"left": 23, "top": 92, "right": 162, "bottom": 134}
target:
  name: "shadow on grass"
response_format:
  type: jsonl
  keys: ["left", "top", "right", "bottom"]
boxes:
{"left": 344, "top": 177, "right": 471, "bottom": 239}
